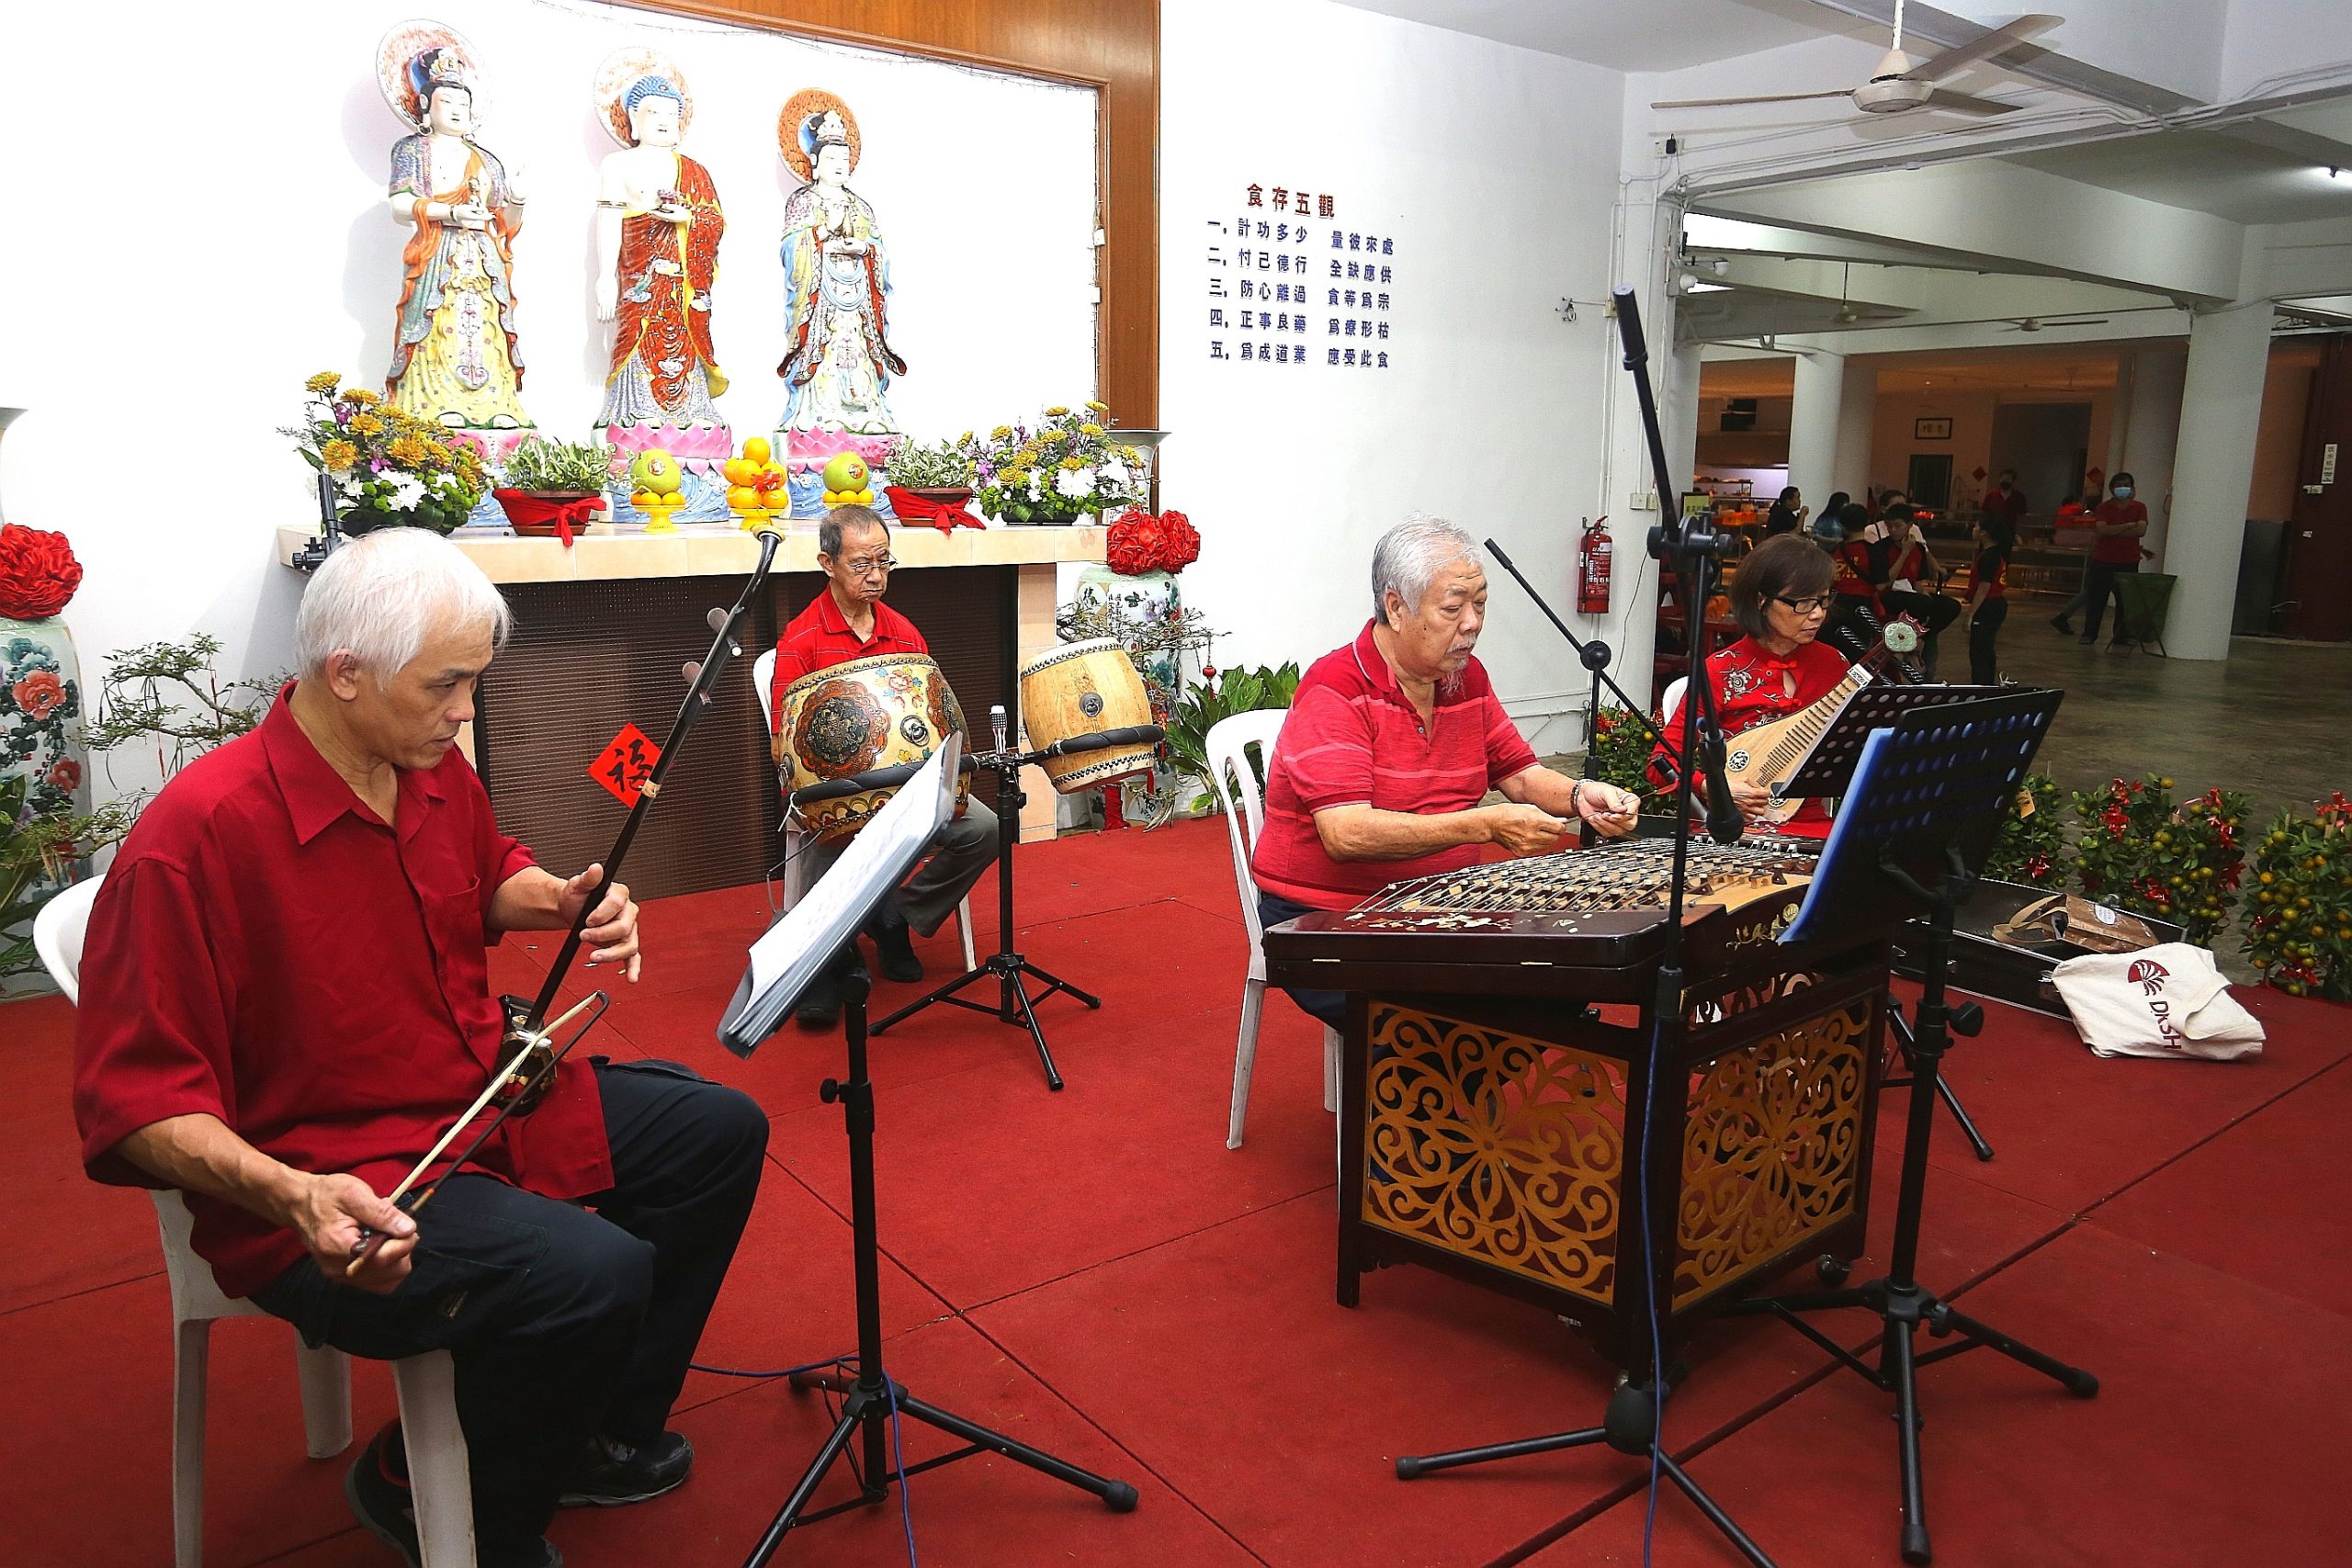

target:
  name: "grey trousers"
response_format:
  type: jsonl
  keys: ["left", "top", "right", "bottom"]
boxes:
{"left": 801, "top": 796, "right": 999, "bottom": 936}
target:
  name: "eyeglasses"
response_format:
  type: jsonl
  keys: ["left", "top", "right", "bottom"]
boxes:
{"left": 1771, "top": 593, "right": 1834, "bottom": 615}
{"left": 837, "top": 554, "right": 896, "bottom": 577}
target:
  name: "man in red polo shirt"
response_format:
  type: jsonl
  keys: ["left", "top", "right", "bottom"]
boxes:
{"left": 1250, "top": 516, "right": 1641, "bottom": 1028}
{"left": 72, "top": 529, "right": 768, "bottom": 1568}
{"left": 2081, "top": 469, "right": 2150, "bottom": 646}
{"left": 769, "top": 504, "right": 997, "bottom": 1025}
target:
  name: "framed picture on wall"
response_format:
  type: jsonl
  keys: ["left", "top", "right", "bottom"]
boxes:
{"left": 1914, "top": 416, "right": 1954, "bottom": 440}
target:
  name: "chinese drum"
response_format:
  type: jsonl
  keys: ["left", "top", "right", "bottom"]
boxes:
{"left": 775, "top": 653, "right": 968, "bottom": 843}
{"left": 1018, "top": 637, "right": 1156, "bottom": 793}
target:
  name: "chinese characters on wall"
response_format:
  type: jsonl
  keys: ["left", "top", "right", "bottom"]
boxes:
{"left": 1204, "top": 183, "right": 1396, "bottom": 369}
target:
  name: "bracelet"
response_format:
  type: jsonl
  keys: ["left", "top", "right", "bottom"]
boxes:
{"left": 1569, "top": 780, "right": 1588, "bottom": 818}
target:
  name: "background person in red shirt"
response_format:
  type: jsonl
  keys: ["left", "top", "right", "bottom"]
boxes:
{"left": 1961, "top": 513, "right": 2015, "bottom": 683}
{"left": 768, "top": 504, "right": 998, "bottom": 1026}
{"left": 1819, "top": 500, "right": 1887, "bottom": 663}
{"left": 72, "top": 530, "right": 768, "bottom": 1568}
{"left": 2081, "top": 470, "right": 2151, "bottom": 646}
{"left": 1250, "top": 516, "right": 1640, "bottom": 1028}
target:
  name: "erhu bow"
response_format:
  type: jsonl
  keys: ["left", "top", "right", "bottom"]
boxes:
{"left": 347, "top": 528, "right": 784, "bottom": 1271}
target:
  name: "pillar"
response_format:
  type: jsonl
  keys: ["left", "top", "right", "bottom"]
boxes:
{"left": 2165, "top": 304, "right": 2268, "bottom": 660}
{"left": 2120, "top": 344, "right": 2187, "bottom": 565}
{"left": 1788, "top": 349, "right": 1844, "bottom": 510}
{"left": 1834, "top": 358, "right": 1876, "bottom": 504}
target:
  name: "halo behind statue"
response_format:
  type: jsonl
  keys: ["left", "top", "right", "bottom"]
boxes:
{"left": 778, "top": 89, "right": 862, "bottom": 182}
{"left": 378, "top": 19, "right": 489, "bottom": 129}
{"left": 594, "top": 47, "right": 695, "bottom": 147}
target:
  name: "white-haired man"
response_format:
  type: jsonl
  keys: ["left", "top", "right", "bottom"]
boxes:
{"left": 72, "top": 530, "right": 767, "bottom": 1568}
{"left": 1251, "top": 517, "right": 1642, "bottom": 1028}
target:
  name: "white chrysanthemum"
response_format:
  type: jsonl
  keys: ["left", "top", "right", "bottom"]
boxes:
{"left": 1102, "top": 460, "right": 1130, "bottom": 489}
{"left": 1055, "top": 468, "right": 1097, "bottom": 500}
{"left": 388, "top": 475, "right": 426, "bottom": 510}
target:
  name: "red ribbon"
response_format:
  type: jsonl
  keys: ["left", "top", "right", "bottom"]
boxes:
{"left": 884, "top": 486, "right": 983, "bottom": 534}
{"left": 493, "top": 489, "right": 605, "bottom": 547}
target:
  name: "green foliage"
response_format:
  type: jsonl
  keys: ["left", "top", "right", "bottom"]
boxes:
{"left": 1983, "top": 773, "right": 2068, "bottom": 887}
{"left": 2242, "top": 794, "right": 2352, "bottom": 1001}
{"left": 1581, "top": 705, "right": 1659, "bottom": 798}
{"left": 0, "top": 773, "right": 139, "bottom": 980}
{"left": 1163, "top": 663, "right": 1302, "bottom": 815}
{"left": 886, "top": 436, "right": 975, "bottom": 490}
{"left": 502, "top": 436, "right": 615, "bottom": 493}
{"left": 2069, "top": 774, "right": 2248, "bottom": 945}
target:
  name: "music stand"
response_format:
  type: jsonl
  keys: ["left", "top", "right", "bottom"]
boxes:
{"left": 1749, "top": 689, "right": 2096, "bottom": 1566}
{"left": 720, "top": 739, "right": 1139, "bottom": 1564}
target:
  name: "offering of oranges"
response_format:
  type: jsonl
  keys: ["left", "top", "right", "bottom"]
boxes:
{"left": 722, "top": 439, "right": 791, "bottom": 528}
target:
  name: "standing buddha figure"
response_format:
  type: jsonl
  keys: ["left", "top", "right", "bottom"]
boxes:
{"left": 382, "top": 39, "right": 531, "bottom": 437}
{"left": 594, "top": 58, "right": 729, "bottom": 519}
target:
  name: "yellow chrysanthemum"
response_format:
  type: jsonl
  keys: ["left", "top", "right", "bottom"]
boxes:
{"left": 305, "top": 372, "right": 342, "bottom": 394}
{"left": 956, "top": 431, "right": 974, "bottom": 446}
{"left": 1058, "top": 455, "right": 1086, "bottom": 471}
{"left": 1079, "top": 423, "right": 1105, "bottom": 439}
{"left": 1001, "top": 468, "right": 1030, "bottom": 487}
{"left": 320, "top": 439, "right": 359, "bottom": 470}
{"left": 387, "top": 434, "right": 431, "bottom": 466}
{"left": 348, "top": 413, "right": 386, "bottom": 437}
{"left": 990, "top": 424, "right": 1013, "bottom": 442}
{"left": 1043, "top": 405, "right": 1070, "bottom": 417}
{"left": 1084, "top": 400, "right": 1108, "bottom": 412}
{"left": 1118, "top": 446, "right": 1141, "bottom": 462}
{"left": 339, "top": 388, "right": 381, "bottom": 408}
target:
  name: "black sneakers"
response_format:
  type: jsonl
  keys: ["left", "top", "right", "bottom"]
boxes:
{"left": 867, "top": 914, "right": 924, "bottom": 984}
{"left": 344, "top": 1425, "right": 562, "bottom": 1568}
{"left": 794, "top": 969, "right": 842, "bottom": 1029}
{"left": 560, "top": 1431, "right": 695, "bottom": 1508}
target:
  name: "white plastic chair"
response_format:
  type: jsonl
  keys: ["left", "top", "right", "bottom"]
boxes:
{"left": 1658, "top": 677, "right": 1688, "bottom": 734}
{"left": 36, "top": 875, "right": 476, "bottom": 1568}
{"left": 1206, "top": 708, "right": 1342, "bottom": 1149}
{"left": 757, "top": 648, "right": 976, "bottom": 969}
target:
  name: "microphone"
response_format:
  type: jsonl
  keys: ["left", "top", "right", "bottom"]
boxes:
{"left": 1043, "top": 724, "right": 1164, "bottom": 758}
{"left": 1697, "top": 731, "right": 1744, "bottom": 845}
{"left": 990, "top": 703, "right": 1008, "bottom": 753}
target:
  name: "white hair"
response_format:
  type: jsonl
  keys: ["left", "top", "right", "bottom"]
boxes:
{"left": 295, "top": 528, "right": 512, "bottom": 682}
{"left": 1371, "top": 513, "right": 1482, "bottom": 620}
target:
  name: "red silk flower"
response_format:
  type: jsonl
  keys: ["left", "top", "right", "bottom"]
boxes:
{"left": 0, "top": 523, "right": 84, "bottom": 619}
{"left": 1157, "top": 510, "right": 1201, "bottom": 573}
{"left": 1106, "top": 507, "right": 1167, "bottom": 576}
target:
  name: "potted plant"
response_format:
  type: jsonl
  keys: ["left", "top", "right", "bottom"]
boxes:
{"left": 494, "top": 436, "right": 616, "bottom": 539}
{"left": 1161, "top": 662, "right": 1301, "bottom": 817}
{"left": 969, "top": 402, "right": 1147, "bottom": 525}
{"left": 2069, "top": 775, "right": 2248, "bottom": 946}
{"left": 2243, "top": 793, "right": 2352, "bottom": 1000}
{"left": 887, "top": 435, "right": 976, "bottom": 506}
{"left": 287, "top": 373, "right": 489, "bottom": 535}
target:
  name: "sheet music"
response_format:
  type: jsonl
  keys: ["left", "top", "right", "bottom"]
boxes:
{"left": 744, "top": 736, "right": 958, "bottom": 1009}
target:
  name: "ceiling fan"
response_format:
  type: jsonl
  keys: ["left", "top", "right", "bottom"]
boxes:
{"left": 2002, "top": 314, "right": 2110, "bottom": 332}
{"left": 1653, "top": 4, "right": 2061, "bottom": 120}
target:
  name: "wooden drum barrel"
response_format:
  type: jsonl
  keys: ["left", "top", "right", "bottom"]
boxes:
{"left": 1019, "top": 637, "right": 1156, "bottom": 793}
{"left": 775, "top": 653, "right": 968, "bottom": 843}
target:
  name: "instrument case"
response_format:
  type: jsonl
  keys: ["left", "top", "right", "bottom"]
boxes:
{"left": 1891, "top": 877, "right": 2186, "bottom": 1021}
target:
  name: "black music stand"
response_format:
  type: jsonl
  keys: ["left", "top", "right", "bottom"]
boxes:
{"left": 1746, "top": 689, "right": 2095, "bottom": 1566}
{"left": 720, "top": 741, "right": 1138, "bottom": 1564}
{"left": 1781, "top": 682, "right": 2028, "bottom": 1165}
{"left": 868, "top": 733, "right": 1101, "bottom": 1090}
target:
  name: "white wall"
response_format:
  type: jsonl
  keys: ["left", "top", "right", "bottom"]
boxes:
{"left": 0, "top": 0, "right": 1094, "bottom": 720}
{"left": 1159, "top": 0, "right": 1632, "bottom": 751}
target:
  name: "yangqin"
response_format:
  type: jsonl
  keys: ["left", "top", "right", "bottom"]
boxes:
{"left": 1261, "top": 835, "right": 1890, "bottom": 1373}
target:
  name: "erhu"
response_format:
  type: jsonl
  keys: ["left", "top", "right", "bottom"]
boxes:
{"left": 348, "top": 528, "right": 783, "bottom": 1269}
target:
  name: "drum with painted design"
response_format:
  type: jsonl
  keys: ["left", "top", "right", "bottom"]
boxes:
{"left": 775, "top": 653, "right": 968, "bottom": 842}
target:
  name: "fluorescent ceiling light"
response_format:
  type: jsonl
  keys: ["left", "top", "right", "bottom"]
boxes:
{"left": 1685, "top": 281, "right": 1732, "bottom": 293}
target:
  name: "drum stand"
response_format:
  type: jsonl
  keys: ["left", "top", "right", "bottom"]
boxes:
{"left": 871, "top": 748, "right": 1099, "bottom": 1090}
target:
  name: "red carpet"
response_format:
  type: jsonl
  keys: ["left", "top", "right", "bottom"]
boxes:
{"left": 3, "top": 815, "right": 2347, "bottom": 1567}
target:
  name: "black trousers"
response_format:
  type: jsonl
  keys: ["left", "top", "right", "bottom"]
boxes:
{"left": 253, "top": 1059, "right": 767, "bottom": 1558}
{"left": 2083, "top": 558, "right": 2138, "bottom": 641}
{"left": 1822, "top": 598, "right": 1884, "bottom": 663}
{"left": 1256, "top": 888, "right": 1349, "bottom": 1030}
{"left": 1968, "top": 598, "right": 2008, "bottom": 684}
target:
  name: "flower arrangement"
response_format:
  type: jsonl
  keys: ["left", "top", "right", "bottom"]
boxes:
{"left": 2242, "top": 793, "right": 2352, "bottom": 1000}
{"left": 967, "top": 401, "right": 1146, "bottom": 525}
{"left": 1105, "top": 508, "right": 1201, "bottom": 576}
{"left": 1983, "top": 773, "right": 2067, "bottom": 887}
{"left": 502, "top": 436, "right": 615, "bottom": 493}
{"left": 0, "top": 524, "right": 83, "bottom": 622}
{"left": 2070, "top": 775, "right": 2247, "bottom": 944}
{"left": 888, "top": 435, "right": 976, "bottom": 491}
{"left": 289, "top": 372, "right": 488, "bottom": 534}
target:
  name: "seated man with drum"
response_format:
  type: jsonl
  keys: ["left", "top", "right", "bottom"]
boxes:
{"left": 1250, "top": 515, "right": 1644, "bottom": 1029}
{"left": 770, "top": 503, "right": 998, "bottom": 1027}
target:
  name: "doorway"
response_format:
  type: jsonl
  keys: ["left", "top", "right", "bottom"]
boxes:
{"left": 1990, "top": 401, "right": 2092, "bottom": 523}
{"left": 1905, "top": 454, "right": 1953, "bottom": 510}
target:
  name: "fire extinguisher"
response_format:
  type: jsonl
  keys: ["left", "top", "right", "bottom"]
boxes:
{"left": 1577, "top": 515, "right": 1612, "bottom": 615}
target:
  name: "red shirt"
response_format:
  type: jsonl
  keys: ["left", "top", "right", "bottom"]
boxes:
{"left": 72, "top": 689, "right": 611, "bottom": 1298}
{"left": 1650, "top": 637, "right": 1849, "bottom": 837}
{"left": 1966, "top": 547, "right": 2008, "bottom": 601}
{"left": 769, "top": 591, "right": 929, "bottom": 734}
{"left": 2091, "top": 498, "right": 2148, "bottom": 564}
{"left": 1830, "top": 540, "right": 1881, "bottom": 607}
{"left": 1250, "top": 621, "right": 1539, "bottom": 910}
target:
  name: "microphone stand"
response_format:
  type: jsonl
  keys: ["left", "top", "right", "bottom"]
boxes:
{"left": 1482, "top": 538, "right": 1683, "bottom": 782}
{"left": 1392, "top": 288, "right": 1779, "bottom": 1568}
